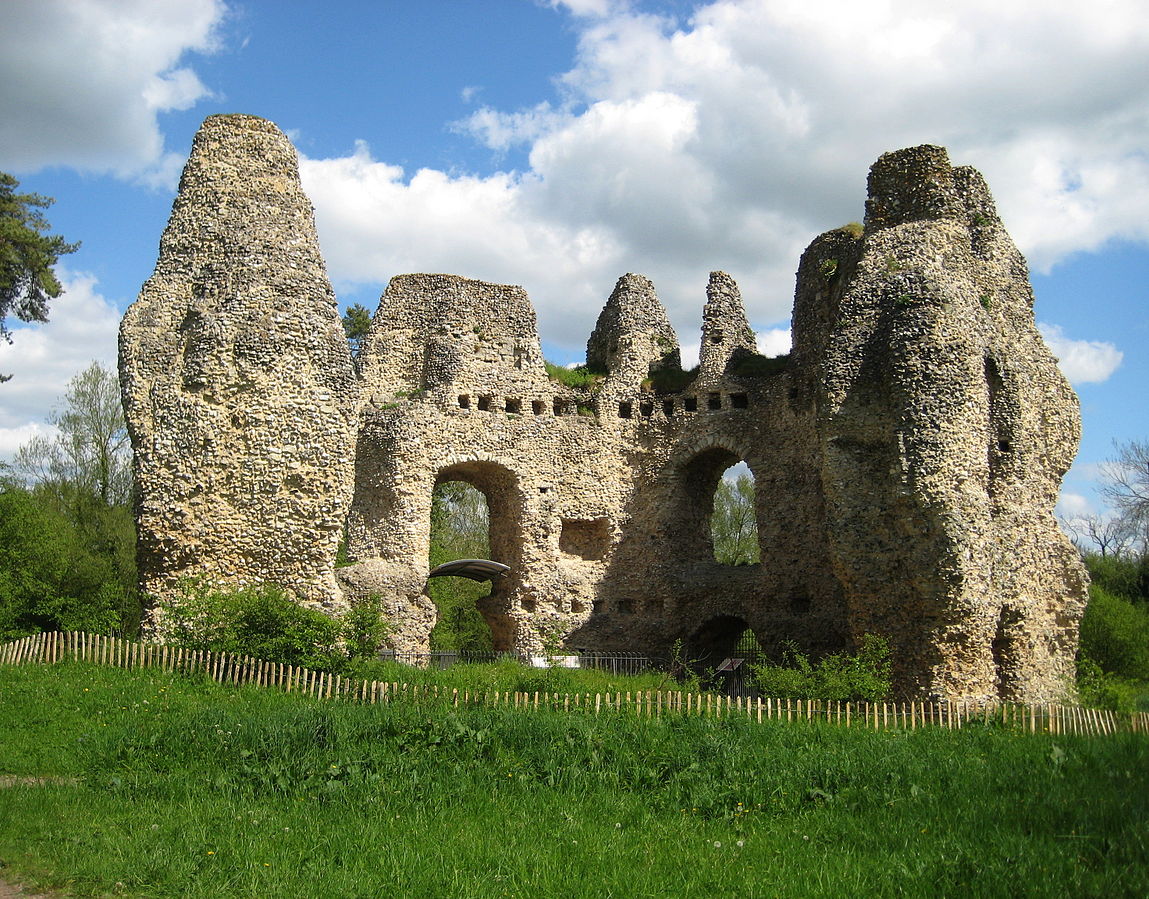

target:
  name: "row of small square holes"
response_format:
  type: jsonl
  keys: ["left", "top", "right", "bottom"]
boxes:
{"left": 456, "top": 392, "right": 751, "bottom": 417}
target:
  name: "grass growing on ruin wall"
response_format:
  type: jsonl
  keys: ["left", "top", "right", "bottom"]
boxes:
{"left": 1, "top": 662, "right": 1147, "bottom": 898}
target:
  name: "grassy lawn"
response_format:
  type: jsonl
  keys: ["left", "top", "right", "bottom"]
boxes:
{"left": 1, "top": 662, "right": 1147, "bottom": 898}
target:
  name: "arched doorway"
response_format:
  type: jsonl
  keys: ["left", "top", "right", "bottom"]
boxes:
{"left": 427, "top": 460, "right": 523, "bottom": 651}
{"left": 428, "top": 480, "right": 494, "bottom": 651}
{"left": 686, "top": 614, "right": 762, "bottom": 694}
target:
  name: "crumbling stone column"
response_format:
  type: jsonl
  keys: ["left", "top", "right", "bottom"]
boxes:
{"left": 119, "top": 114, "right": 357, "bottom": 621}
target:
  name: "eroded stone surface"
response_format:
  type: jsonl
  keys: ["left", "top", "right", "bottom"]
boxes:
{"left": 122, "top": 119, "right": 1086, "bottom": 701}
{"left": 119, "top": 114, "right": 357, "bottom": 620}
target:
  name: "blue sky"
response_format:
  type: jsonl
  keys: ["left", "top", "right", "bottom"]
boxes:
{"left": 1, "top": 0, "right": 1145, "bottom": 525}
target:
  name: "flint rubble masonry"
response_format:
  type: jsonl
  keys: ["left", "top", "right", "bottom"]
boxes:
{"left": 120, "top": 115, "right": 1087, "bottom": 701}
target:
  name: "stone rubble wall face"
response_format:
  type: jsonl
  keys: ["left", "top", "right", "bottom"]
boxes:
{"left": 123, "top": 119, "right": 1087, "bottom": 701}
{"left": 119, "top": 115, "right": 357, "bottom": 620}
{"left": 810, "top": 145, "right": 1086, "bottom": 701}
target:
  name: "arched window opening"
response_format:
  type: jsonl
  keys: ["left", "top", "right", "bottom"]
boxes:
{"left": 427, "top": 480, "right": 494, "bottom": 652}
{"left": 673, "top": 448, "right": 761, "bottom": 565}
{"left": 712, "top": 461, "right": 760, "bottom": 566}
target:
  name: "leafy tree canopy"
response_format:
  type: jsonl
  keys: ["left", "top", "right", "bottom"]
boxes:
{"left": 12, "top": 361, "right": 131, "bottom": 507}
{"left": 0, "top": 172, "right": 79, "bottom": 379}
{"left": 342, "top": 303, "right": 372, "bottom": 356}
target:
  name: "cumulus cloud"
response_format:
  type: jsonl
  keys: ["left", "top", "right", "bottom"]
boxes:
{"left": 0, "top": 0, "right": 224, "bottom": 178}
{"left": 300, "top": 0, "right": 1149, "bottom": 358}
{"left": 756, "top": 328, "right": 792, "bottom": 358}
{"left": 0, "top": 272, "right": 122, "bottom": 460}
{"left": 1038, "top": 323, "right": 1123, "bottom": 385}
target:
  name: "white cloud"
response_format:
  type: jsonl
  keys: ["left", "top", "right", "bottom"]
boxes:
{"left": 0, "top": 0, "right": 225, "bottom": 178}
{"left": 1056, "top": 491, "right": 1094, "bottom": 520}
{"left": 0, "top": 272, "right": 122, "bottom": 448}
{"left": 1038, "top": 323, "right": 1123, "bottom": 385}
{"left": 301, "top": 0, "right": 1149, "bottom": 358}
{"left": 0, "top": 422, "right": 56, "bottom": 462}
{"left": 756, "top": 328, "right": 791, "bottom": 358}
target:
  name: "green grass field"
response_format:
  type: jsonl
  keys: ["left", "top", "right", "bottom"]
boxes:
{"left": 1, "top": 662, "right": 1147, "bottom": 898}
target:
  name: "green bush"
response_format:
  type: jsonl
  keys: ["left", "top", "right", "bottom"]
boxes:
{"left": 0, "top": 486, "right": 133, "bottom": 639}
{"left": 645, "top": 364, "right": 697, "bottom": 394}
{"left": 161, "top": 581, "right": 346, "bottom": 671}
{"left": 1078, "top": 584, "right": 1149, "bottom": 682}
{"left": 1076, "top": 657, "right": 1149, "bottom": 713}
{"left": 727, "top": 353, "right": 790, "bottom": 379}
{"left": 1083, "top": 553, "right": 1148, "bottom": 605}
{"left": 750, "top": 634, "right": 892, "bottom": 701}
{"left": 544, "top": 361, "right": 605, "bottom": 390}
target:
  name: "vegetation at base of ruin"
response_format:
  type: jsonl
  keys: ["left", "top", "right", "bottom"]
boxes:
{"left": 0, "top": 485, "right": 137, "bottom": 641}
{"left": 748, "top": 635, "right": 892, "bottom": 702}
{"left": 727, "top": 352, "right": 789, "bottom": 379}
{"left": 428, "top": 481, "right": 494, "bottom": 653}
{"left": 543, "top": 360, "right": 604, "bottom": 390}
{"left": 1075, "top": 552, "right": 1149, "bottom": 712}
{"left": 1, "top": 662, "right": 1147, "bottom": 898}
{"left": 160, "top": 581, "right": 391, "bottom": 673}
{"left": 345, "top": 655, "right": 681, "bottom": 696}
{"left": 0, "top": 172, "right": 79, "bottom": 381}
{"left": 644, "top": 364, "right": 698, "bottom": 394}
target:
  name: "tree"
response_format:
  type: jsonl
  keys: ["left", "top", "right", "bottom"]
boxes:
{"left": 1, "top": 172, "right": 79, "bottom": 380}
{"left": 0, "top": 484, "right": 129, "bottom": 639}
{"left": 1060, "top": 512, "right": 1138, "bottom": 559}
{"left": 1101, "top": 439, "right": 1149, "bottom": 556}
{"left": 3, "top": 361, "right": 138, "bottom": 636}
{"left": 712, "top": 472, "right": 759, "bottom": 565}
{"left": 12, "top": 361, "right": 131, "bottom": 507}
{"left": 342, "top": 303, "right": 372, "bottom": 358}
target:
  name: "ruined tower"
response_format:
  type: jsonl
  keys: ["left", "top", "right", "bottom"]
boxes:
{"left": 119, "top": 115, "right": 357, "bottom": 616}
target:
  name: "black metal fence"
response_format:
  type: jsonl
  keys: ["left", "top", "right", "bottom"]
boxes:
{"left": 373, "top": 647, "right": 769, "bottom": 697}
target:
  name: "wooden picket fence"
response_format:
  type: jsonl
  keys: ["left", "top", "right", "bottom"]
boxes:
{"left": 3, "top": 631, "right": 1146, "bottom": 737}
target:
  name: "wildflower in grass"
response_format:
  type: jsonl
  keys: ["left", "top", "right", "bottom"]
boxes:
{"left": 714, "top": 841, "right": 722, "bottom": 848}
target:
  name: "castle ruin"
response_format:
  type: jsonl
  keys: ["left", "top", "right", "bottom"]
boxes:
{"left": 120, "top": 114, "right": 1088, "bottom": 702}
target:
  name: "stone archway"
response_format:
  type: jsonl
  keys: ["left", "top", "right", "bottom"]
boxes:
{"left": 432, "top": 460, "right": 524, "bottom": 650}
{"left": 667, "top": 445, "right": 761, "bottom": 565}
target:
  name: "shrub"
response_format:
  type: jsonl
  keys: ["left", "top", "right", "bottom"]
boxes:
{"left": 0, "top": 486, "right": 133, "bottom": 639}
{"left": 1076, "top": 657, "right": 1149, "bottom": 713}
{"left": 749, "top": 634, "right": 892, "bottom": 701}
{"left": 727, "top": 353, "right": 790, "bottom": 379}
{"left": 1083, "top": 553, "right": 1148, "bottom": 606}
{"left": 544, "top": 361, "right": 604, "bottom": 391}
{"left": 1078, "top": 584, "right": 1149, "bottom": 682}
{"left": 161, "top": 581, "right": 345, "bottom": 671}
{"left": 645, "top": 365, "right": 697, "bottom": 394}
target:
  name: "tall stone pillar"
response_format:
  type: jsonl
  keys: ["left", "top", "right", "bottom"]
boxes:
{"left": 119, "top": 114, "right": 357, "bottom": 620}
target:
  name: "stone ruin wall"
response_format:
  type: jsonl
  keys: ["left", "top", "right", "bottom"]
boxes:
{"left": 120, "top": 113, "right": 1089, "bottom": 702}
